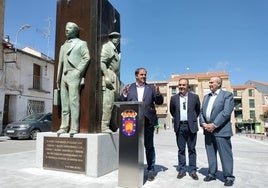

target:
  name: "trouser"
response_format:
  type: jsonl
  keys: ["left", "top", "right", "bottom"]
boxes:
{"left": 205, "top": 134, "right": 235, "bottom": 180}
{"left": 144, "top": 117, "right": 155, "bottom": 171}
{"left": 101, "top": 70, "right": 119, "bottom": 132}
{"left": 176, "top": 124, "right": 197, "bottom": 173}
{"left": 59, "top": 72, "right": 81, "bottom": 132}
{"left": 101, "top": 88, "right": 115, "bottom": 131}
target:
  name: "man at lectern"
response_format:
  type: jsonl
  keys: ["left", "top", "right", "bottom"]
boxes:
{"left": 119, "top": 67, "right": 163, "bottom": 181}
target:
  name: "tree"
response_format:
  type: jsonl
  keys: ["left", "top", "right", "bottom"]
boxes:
{"left": 259, "top": 110, "right": 268, "bottom": 121}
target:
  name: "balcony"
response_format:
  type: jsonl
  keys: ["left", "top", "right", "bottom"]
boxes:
{"left": 233, "top": 95, "right": 242, "bottom": 99}
{"left": 234, "top": 104, "right": 242, "bottom": 110}
{"left": 28, "top": 75, "right": 51, "bottom": 93}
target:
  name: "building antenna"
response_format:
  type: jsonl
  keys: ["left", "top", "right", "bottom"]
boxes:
{"left": 44, "top": 17, "right": 52, "bottom": 59}
{"left": 36, "top": 17, "right": 53, "bottom": 59}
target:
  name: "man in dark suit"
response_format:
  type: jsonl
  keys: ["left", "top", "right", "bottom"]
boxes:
{"left": 56, "top": 22, "right": 90, "bottom": 134}
{"left": 119, "top": 67, "right": 163, "bottom": 181}
{"left": 199, "top": 76, "right": 235, "bottom": 186}
{"left": 170, "top": 78, "right": 200, "bottom": 180}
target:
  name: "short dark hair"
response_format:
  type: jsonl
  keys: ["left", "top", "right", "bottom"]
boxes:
{"left": 135, "top": 68, "right": 147, "bottom": 76}
{"left": 179, "top": 78, "right": 189, "bottom": 86}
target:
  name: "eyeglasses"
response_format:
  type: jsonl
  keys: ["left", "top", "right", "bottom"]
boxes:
{"left": 183, "top": 101, "right": 186, "bottom": 110}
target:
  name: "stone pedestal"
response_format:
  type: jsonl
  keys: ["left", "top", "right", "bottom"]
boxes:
{"left": 36, "top": 132, "right": 119, "bottom": 177}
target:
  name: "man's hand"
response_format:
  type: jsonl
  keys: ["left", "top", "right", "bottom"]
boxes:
{"left": 202, "top": 123, "right": 216, "bottom": 133}
{"left": 123, "top": 84, "right": 130, "bottom": 96}
{"left": 105, "top": 77, "right": 114, "bottom": 90}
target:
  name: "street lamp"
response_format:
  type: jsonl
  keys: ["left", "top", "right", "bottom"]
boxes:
{"left": 15, "top": 24, "right": 31, "bottom": 49}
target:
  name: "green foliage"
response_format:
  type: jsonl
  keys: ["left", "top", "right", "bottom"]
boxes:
{"left": 259, "top": 110, "right": 268, "bottom": 121}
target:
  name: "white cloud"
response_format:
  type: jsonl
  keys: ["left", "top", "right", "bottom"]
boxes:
{"left": 210, "top": 61, "right": 228, "bottom": 70}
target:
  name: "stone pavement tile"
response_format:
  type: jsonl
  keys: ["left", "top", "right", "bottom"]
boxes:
{"left": 1, "top": 130, "right": 268, "bottom": 187}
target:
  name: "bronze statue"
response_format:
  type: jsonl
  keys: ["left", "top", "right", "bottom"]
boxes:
{"left": 56, "top": 22, "right": 90, "bottom": 134}
{"left": 100, "top": 32, "right": 121, "bottom": 132}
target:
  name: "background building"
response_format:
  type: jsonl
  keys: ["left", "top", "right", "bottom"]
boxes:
{"left": 232, "top": 84, "right": 262, "bottom": 134}
{"left": 147, "top": 81, "right": 168, "bottom": 127}
{"left": 150, "top": 72, "right": 268, "bottom": 134}
{"left": 242, "top": 80, "right": 268, "bottom": 134}
{"left": 0, "top": 41, "right": 54, "bottom": 134}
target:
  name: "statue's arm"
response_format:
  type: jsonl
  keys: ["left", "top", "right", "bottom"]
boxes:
{"left": 77, "top": 41, "right": 90, "bottom": 75}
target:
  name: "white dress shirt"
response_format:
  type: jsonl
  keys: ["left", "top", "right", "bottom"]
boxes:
{"left": 180, "top": 93, "right": 188, "bottom": 121}
{"left": 206, "top": 90, "right": 220, "bottom": 120}
{"left": 136, "top": 84, "right": 145, "bottom": 102}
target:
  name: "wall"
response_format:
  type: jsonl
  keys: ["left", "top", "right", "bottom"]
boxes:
{"left": 0, "top": 48, "right": 54, "bottom": 133}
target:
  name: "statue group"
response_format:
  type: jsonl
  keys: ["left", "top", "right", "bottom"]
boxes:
{"left": 55, "top": 22, "right": 121, "bottom": 134}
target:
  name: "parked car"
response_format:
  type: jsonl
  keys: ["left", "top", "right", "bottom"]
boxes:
{"left": 4, "top": 112, "right": 52, "bottom": 140}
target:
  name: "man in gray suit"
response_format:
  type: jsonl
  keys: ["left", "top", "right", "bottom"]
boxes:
{"left": 56, "top": 22, "right": 90, "bottom": 134}
{"left": 199, "top": 76, "right": 235, "bottom": 186}
{"left": 170, "top": 78, "right": 200, "bottom": 180}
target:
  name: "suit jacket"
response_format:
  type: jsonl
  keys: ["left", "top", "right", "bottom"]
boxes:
{"left": 101, "top": 40, "right": 120, "bottom": 75}
{"left": 170, "top": 92, "right": 200, "bottom": 133}
{"left": 119, "top": 83, "right": 164, "bottom": 126}
{"left": 100, "top": 40, "right": 120, "bottom": 91}
{"left": 199, "top": 89, "right": 234, "bottom": 137}
{"left": 56, "top": 38, "right": 90, "bottom": 86}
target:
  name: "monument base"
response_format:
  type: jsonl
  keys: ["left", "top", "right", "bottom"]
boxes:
{"left": 36, "top": 132, "right": 119, "bottom": 177}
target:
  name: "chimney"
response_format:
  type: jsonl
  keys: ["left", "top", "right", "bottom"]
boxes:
{"left": 4, "top": 35, "right": 10, "bottom": 42}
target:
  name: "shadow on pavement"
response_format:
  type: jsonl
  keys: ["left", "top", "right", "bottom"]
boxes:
{"left": 143, "top": 164, "right": 168, "bottom": 184}
{"left": 198, "top": 167, "right": 225, "bottom": 182}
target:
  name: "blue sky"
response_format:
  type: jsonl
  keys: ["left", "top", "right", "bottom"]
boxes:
{"left": 4, "top": 0, "right": 268, "bottom": 85}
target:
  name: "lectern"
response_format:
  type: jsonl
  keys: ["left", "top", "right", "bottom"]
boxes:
{"left": 114, "top": 101, "right": 145, "bottom": 188}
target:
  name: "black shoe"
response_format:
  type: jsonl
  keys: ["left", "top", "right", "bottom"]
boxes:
{"left": 147, "top": 170, "right": 155, "bottom": 181}
{"left": 177, "top": 172, "right": 186, "bottom": 179}
{"left": 204, "top": 175, "right": 216, "bottom": 182}
{"left": 224, "top": 179, "right": 234, "bottom": 186}
{"left": 189, "top": 172, "right": 199, "bottom": 180}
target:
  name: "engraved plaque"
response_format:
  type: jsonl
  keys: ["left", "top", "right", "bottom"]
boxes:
{"left": 43, "top": 137, "right": 87, "bottom": 173}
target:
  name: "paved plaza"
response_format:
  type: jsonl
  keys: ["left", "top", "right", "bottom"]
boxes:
{"left": 0, "top": 129, "right": 268, "bottom": 188}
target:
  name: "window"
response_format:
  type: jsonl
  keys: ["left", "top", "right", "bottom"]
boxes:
{"left": 265, "top": 96, "right": 268, "bottom": 105}
{"left": 188, "top": 85, "right": 195, "bottom": 93}
{"left": 248, "top": 89, "right": 254, "bottom": 97}
{"left": 249, "top": 99, "right": 255, "bottom": 108}
{"left": 233, "top": 90, "right": 237, "bottom": 96}
{"left": 171, "top": 87, "right": 176, "bottom": 95}
{"left": 249, "top": 110, "right": 255, "bottom": 119}
{"left": 46, "top": 114, "right": 52, "bottom": 121}
{"left": 27, "top": 100, "right": 45, "bottom": 114}
{"left": 234, "top": 110, "right": 243, "bottom": 119}
{"left": 33, "top": 64, "right": 41, "bottom": 90}
{"left": 234, "top": 99, "right": 242, "bottom": 109}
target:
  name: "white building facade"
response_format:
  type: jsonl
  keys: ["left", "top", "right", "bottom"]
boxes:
{"left": 0, "top": 43, "right": 54, "bottom": 133}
